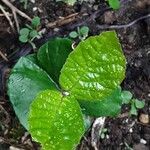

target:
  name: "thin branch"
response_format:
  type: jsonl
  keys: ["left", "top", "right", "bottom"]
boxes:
{"left": 12, "top": 10, "right": 19, "bottom": 32}
{"left": 46, "top": 13, "right": 79, "bottom": 28}
{"left": 1, "top": 0, "right": 32, "bottom": 21}
{"left": 0, "top": 13, "right": 12, "bottom": 16}
{"left": 97, "top": 14, "right": 150, "bottom": 30}
{"left": 0, "top": 50, "right": 8, "bottom": 62}
{"left": 0, "top": 4, "right": 15, "bottom": 32}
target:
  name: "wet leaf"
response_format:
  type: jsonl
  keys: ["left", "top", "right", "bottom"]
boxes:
{"left": 59, "top": 31, "right": 126, "bottom": 116}
{"left": 28, "top": 90, "right": 85, "bottom": 150}
{"left": 79, "top": 87, "right": 122, "bottom": 116}
{"left": 37, "top": 38, "right": 72, "bottom": 84}
{"left": 8, "top": 57, "right": 57, "bottom": 129}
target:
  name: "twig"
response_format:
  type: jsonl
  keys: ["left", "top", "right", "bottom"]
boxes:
{"left": 97, "top": 14, "right": 150, "bottom": 30}
{"left": 0, "top": 4, "right": 15, "bottom": 32}
{"left": 1, "top": 0, "right": 32, "bottom": 21}
{"left": 0, "top": 13, "right": 12, "bottom": 16}
{"left": 46, "top": 13, "right": 79, "bottom": 28}
{"left": 91, "top": 117, "right": 106, "bottom": 150}
{"left": 0, "top": 50, "right": 8, "bottom": 62}
{"left": 12, "top": 10, "right": 19, "bottom": 32}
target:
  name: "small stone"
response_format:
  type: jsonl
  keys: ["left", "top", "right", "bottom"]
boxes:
{"left": 30, "top": 0, "right": 35, "bottom": 3}
{"left": 33, "top": 7, "right": 37, "bottom": 12}
{"left": 129, "top": 128, "right": 133, "bottom": 133}
{"left": 139, "top": 114, "right": 149, "bottom": 124}
{"left": 140, "top": 139, "right": 147, "bottom": 144}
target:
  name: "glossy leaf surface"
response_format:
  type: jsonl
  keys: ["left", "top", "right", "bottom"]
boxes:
{"left": 28, "top": 90, "right": 85, "bottom": 150}
{"left": 8, "top": 57, "right": 57, "bottom": 129}
{"left": 37, "top": 38, "right": 72, "bottom": 83}
{"left": 60, "top": 31, "right": 126, "bottom": 100}
{"left": 79, "top": 87, "right": 122, "bottom": 116}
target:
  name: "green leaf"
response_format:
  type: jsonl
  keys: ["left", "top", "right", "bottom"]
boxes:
{"left": 130, "top": 102, "right": 137, "bottom": 116}
{"left": 32, "top": 16, "right": 40, "bottom": 28}
{"left": 134, "top": 99, "right": 145, "bottom": 109}
{"left": 19, "top": 35, "right": 28, "bottom": 43}
{"left": 37, "top": 38, "right": 72, "bottom": 84}
{"left": 69, "top": 31, "right": 78, "bottom": 38}
{"left": 79, "top": 87, "right": 122, "bottom": 116}
{"left": 121, "top": 91, "right": 133, "bottom": 104}
{"left": 59, "top": 31, "right": 126, "bottom": 116}
{"left": 29, "top": 30, "right": 38, "bottom": 38}
{"left": 108, "top": 0, "right": 120, "bottom": 10}
{"left": 19, "top": 28, "right": 30, "bottom": 36}
{"left": 79, "top": 26, "right": 89, "bottom": 36}
{"left": 28, "top": 90, "right": 85, "bottom": 150}
{"left": 8, "top": 57, "right": 57, "bottom": 129}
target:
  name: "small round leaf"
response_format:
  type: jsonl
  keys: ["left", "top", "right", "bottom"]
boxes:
{"left": 19, "top": 28, "right": 30, "bottom": 36}
{"left": 69, "top": 31, "right": 78, "bottom": 38}
{"left": 135, "top": 99, "right": 145, "bottom": 109}
{"left": 32, "top": 16, "right": 40, "bottom": 28}
{"left": 19, "top": 35, "right": 28, "bottom": 43}
{"left": 30, "top": 30, "right": 38, "bottom": 38}
{"left": 80, "top": 26, "right": 89, "bottom": 35}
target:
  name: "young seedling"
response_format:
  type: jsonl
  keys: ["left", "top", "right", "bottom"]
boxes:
{"left": 8, "top": 31, "right": 126, "bottom": 150}
{"left": 121, "top": 91, "right": 145, "bottom": 116}
{"left": 69, "top": 26, "right": 89, "bottom": 40}
{"left": 19, "top": 16, "right": 41, "bottom": 49}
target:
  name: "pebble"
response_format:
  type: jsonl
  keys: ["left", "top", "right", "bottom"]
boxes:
{"left": 140, "top": 139, "right": 147, "bottom": 144}
{"left": 129, "top": 128, "right": 133, "bottom": 133}
{"left": 30, "top": 0, "right": 35, "bottom": 3}
{"left": 33, "top": 7, "right": 37, "bottom": 12}
{"left": 139, "top": 114, "right": 149, "bottom": 124}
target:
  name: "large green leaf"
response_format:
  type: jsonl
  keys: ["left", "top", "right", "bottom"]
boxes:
{"left": 8, "top": 57, "right": 57, "bottom": 129}
{"left": 79, "top": 87, "right": 122, "bottom": 116}
{"left": 37, "top": 38, "right": 72, "bottom": 84}
{"left": 60, "top": 31, "right": 126, "bottom": 116}
{"left": 28, "top": 90, "right": 85, "bottom": 150}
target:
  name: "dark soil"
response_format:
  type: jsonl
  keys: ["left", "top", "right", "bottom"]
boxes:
{"left": 0, "top": 0, "right": 150, "bottom": 149}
